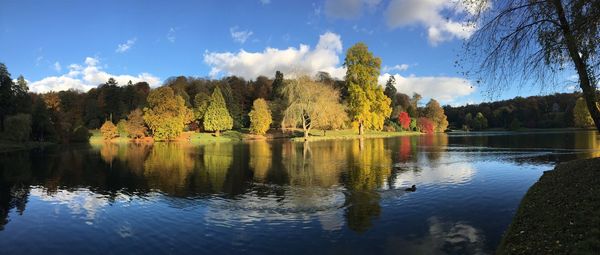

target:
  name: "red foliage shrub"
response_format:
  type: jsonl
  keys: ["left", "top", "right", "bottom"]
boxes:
{"left": 417, "top": 117, "right": 434, "bottom": 134}
{"left": 398, "top": 111, "right": 411, "bottom": 130}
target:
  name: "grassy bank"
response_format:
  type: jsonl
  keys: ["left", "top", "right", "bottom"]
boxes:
{"left": 497, "top": 158, "right": 600, "bottom": 254}
{"left": 90, "top": 128, "right": 423, "bottom": 144}
{"left": 290, "top": 129, "right": 422, "bottom": 141}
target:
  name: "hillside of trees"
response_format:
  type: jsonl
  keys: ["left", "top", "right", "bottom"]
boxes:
{"left": 443, "top": 92, "right": 595, "bottom": 130}
{"left": 0, "top": 43, "right": 453, "bottom": 144}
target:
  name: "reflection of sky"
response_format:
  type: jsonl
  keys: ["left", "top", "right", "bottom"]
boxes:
{"left": 384, "top": 217, "right": 485, "bottom": 255}
{"left": 29, "top": 188, "right": 113, "bottom": 224}
{"left": 203, "top": 186, "right": 346, "bottom": 231}
{"left": 393, "top": 160, "right": 476, "bottom": 187}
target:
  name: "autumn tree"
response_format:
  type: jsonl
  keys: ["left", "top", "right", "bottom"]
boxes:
{"left": 466, "top": 0, "right": 600, "bottom": 132}
{"left": 282, "top": 76, "right": 348, "bottom": 139}
{"left": 125, "top": 109, "right": 147, "bottom": 139}
{"left": 417, "top": 117, "right": 434, "bottom": 134}
{"left": 143, "top": 86, "right": 193, "bottom": 140}
{"left": 574, "top": 97, "right": 594, "bottom": 128}
{"left": 397, "top": 111, "right": 411, "bottom": 130}
{"left": 344, "top": 43, "right": 392, "bottom": 135}
{"left": 100, "top": 120, "right": 118, "bottom": 140}
{"left": 203, "top": 86, "right": 233, "bottom": 136}
{"left": 423, "top": 99, "right": 448, "bottom": 132}
{"left": 249, "top": 98, "right": 272, "bottom": 135}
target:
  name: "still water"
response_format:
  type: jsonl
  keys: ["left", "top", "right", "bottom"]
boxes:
{"left": 1, "top": 131, "right": 599, "bottom": 254}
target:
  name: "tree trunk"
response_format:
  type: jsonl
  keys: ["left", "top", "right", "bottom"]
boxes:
{"left": 215, "top": 130, "right": 220, "bottom": 137}
{"left": 358, "top": 121, "right": 364, "bottom": 136}
{"left": 553, "top": 0, "right": 600, "bottom": 132}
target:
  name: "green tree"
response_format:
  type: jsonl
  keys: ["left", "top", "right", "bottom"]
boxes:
{"left": 474, "top": 112, "right": 488, "bottom": 130}
{"left": 125, "top": 109, "right": 147, "bottom": 139}
{"left": 344, "top": 43, "right": 392, "bottom": 135}
{"left": 384, "top": 75, "right": 397, "bottom": 108}
{"left": 3, "top": 114, "right": 31, "bottom": 142}
{"left": 31, "top": 98, "right": 54, "bottom": 142}
{"left": 271, "top": 71, "right": 284, "bottom": 99}
{"left": 203, "top": 86, "right": 233, "bottom": 136}
{"left": 573, "top": 97, "right": 594, "bottom": 128}
{"left": 193, "top": 92, "right": 210, "bottom": 129}
{"left": 0, "top": 63, "right": 15, "bottom": 131}
{"left": 117, "top": 119, "right": 128, "bottom": 136}
{"left": 423, "top": 99, "right": 448, "bottom": 132}
{"left": 143, "top": 86, "right": 193, "bottom": 140}
{"left": 100, "top": 120, "right": 118, "bottom": 140}
{"left": 249, "top": 98, "right": 272, "bottom": 135}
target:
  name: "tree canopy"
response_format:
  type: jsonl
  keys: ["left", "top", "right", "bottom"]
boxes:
{"left": 143, "top": 86, "right": 193, "bottom": 140}
{"left": 203, "top": 86, "right": 233, "bottom": 136}
{"left": 344, "top": 43, "right": 391, "bottom": 135}
{"left": 249, "top": 98, "right": 272, "bottom": 135}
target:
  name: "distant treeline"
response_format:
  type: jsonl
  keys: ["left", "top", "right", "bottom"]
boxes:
{"left": 443, "top": 92, "right": 594, "bottom": 130}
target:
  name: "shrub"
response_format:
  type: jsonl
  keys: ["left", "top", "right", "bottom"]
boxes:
{"left": 117, "top": 119, "right": 128, "bottom": 136}
{"left": 100, "top": 120, "right": 118, "bottom": 140}
{"left": 417, "top": 117, "right": 435, "bottom": 134}
{"left": 397, "top": 111, "right": 411, "bottom": 130}
{"left": 70, "top": 126, "right": 91, "bottom": 142}
{"left": 249, "top": 98, "right": 272, "bottom": 135}
{"left": 125, "top": 109, "right": 147, "bottom": 139}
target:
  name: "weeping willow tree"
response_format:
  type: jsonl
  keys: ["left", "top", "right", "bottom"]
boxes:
{"left": 464, "top": 0, "right": 600, "bottom": 131}
{"left": 281, "top": 76, "right": 347, "bottom": 139}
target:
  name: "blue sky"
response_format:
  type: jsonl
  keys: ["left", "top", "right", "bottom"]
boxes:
{"left": 0, "top": 0, "right": 577, "bottom": 105}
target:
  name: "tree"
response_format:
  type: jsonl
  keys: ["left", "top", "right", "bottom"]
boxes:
{"left": 117, "top": 119, "right": 127, "bottom": 136}
{"left": 249, "top": 98, "right": 272, "bottom": 135}
{"left": 409, "top": 118, "right": 417, "bottom": 131}
{"left": 344, "top": 43, "right": 392, "bottom": 135}
{"left": 384, "top": 75, "right": 397, "bottom": 107}
{"left": 574, "top": 97, "right": 594, "bottom": 128}
{"left": 271, "top": 71, "right": 284, "bottom": 99}
{"left": 193, "top": 92, "right": 210, "bottom": 129}
{"left": 397, "top": 111, "right": 411, "bottom": 130}
{"left": 0, "top": 63, "right": 15, "bottom": 131}
{"left": 125, "top": 109, "right": 147, "bottom": 139}
{"left": 203, "top": 86, "right": 233, "bottom": 136}
{"left": 3, "top": 114, "right": 31, "bottom": 142}
{"left": 466, "top": 0, "right": 600, "bottom": 132}
{"left": 282, "top": 76, "right": 348, "bottom": 139}
{"left": 417, "top": 117, "right": 434, "bottom": 134}
{"left": 423, "top": 99, "right": 448, "bottom": 132}
{"left": 100, "top": 120, "right": 118, "bottom": 140}
{"left": 31, "top": 98, "right": 54, "bottom": 142}
{"left": 144, "top": 86, "right": 193, "bottom": 140}
{"left": 474, "top": 112, "right": 489, "bottom": 130}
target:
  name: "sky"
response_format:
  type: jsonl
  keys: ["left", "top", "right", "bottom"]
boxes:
{"left": 0, "top": 0, "right": 578, "bottom": 106}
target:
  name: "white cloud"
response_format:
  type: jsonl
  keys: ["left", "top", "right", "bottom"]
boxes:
{"left": 379, "top": 73, "right": 475, "bottom": 104}
{"left": 204, "top": 32, "right": 475, "bottom": 103}
{"left": 167, "top": 27, "right": 176, "bottom": 43}
{"left": 116, "top": 38, "right": 137, "bottom": 53}
{"left": 205, "top": 32, "right": 346, "bottom": 79}
{"left": 324, "top": 0, "right": 381, "bottom": 19}
{"left": 29, "top": 57, "right": 161, "bottom": 93}
{"left": 385, "top": 0, "right": 478, "bottom": 45}
{"left": 230, "top": 26, "right": 254, "bottom": 44}
{"left": 382, "top": 64, "right": 409, "bottom": 72}
{"left": 53, "top": 61, "right": 62, "bottom": 72}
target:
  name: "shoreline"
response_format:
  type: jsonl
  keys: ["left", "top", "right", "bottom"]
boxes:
{"left": 497, "top": 157, "right": 600, "bottom": 254}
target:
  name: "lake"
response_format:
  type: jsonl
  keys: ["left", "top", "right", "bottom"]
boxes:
{"left": 1, "top": 131, "right": 599, "bottom": 254}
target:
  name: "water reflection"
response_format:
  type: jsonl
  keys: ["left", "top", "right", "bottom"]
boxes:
{"left": 1, "top": 131, "right": 600, "bottom": 254}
